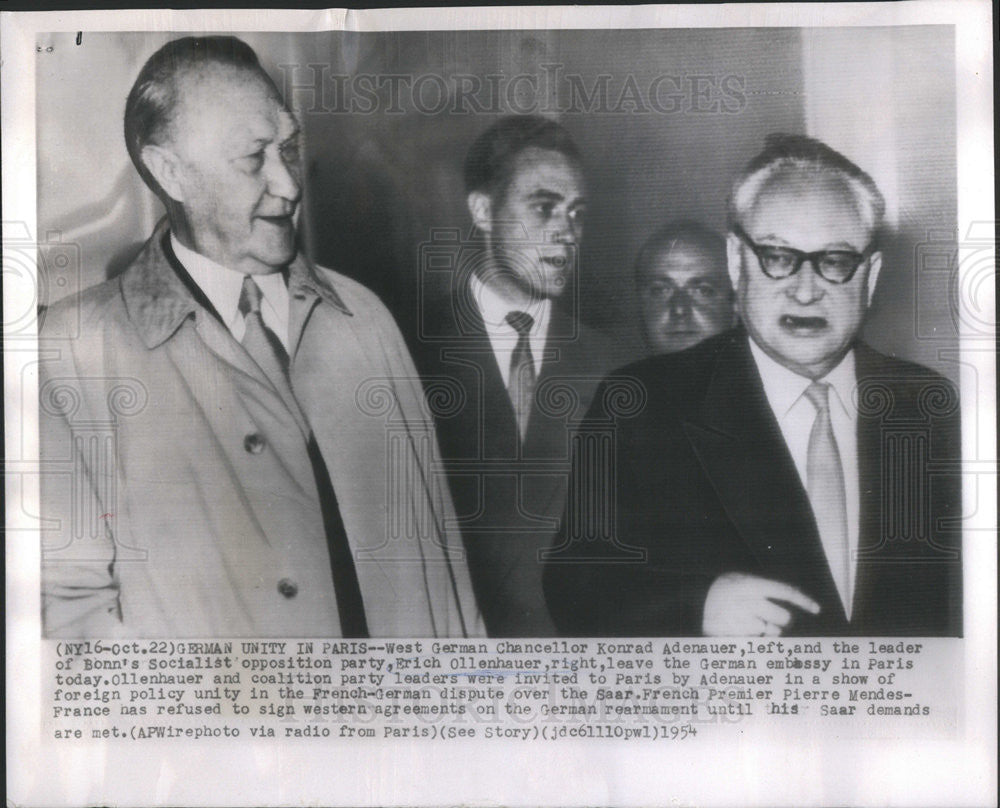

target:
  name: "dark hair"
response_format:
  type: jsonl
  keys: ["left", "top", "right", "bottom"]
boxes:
{"left": 123, "top": 36, "right": 273, "bottom": 194}
{"left": 728, "top": 133, "right": 886, "bottom": 234}
{"left": 463, "top": 115, "right": 582, "bottom": 200}
{"left": 634, "top": 219, "right": 726, "bottom": 282}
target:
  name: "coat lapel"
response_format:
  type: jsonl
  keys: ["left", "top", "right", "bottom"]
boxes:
{"left": 286, "top": 252, "right": 353, "bottom": 358}
{"left": 122, "top": 223, "right": 270, "bottom": 385}
{"left": 681, "top": 333, "right": 847, "bottom": 621}
{"left": 120, "top": 220, "right": 312, "bottom": 437}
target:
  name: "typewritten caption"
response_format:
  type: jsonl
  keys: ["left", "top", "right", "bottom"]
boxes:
{"left": 45, "top": 639, "right": 958, "bottom": 742}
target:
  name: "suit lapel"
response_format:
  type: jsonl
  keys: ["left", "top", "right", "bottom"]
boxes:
{"left": 681, "top": 334, "right": 847, "bottom": 622}
{"left": 524, "top": 304, "right": 571, "bottom": 452}
{"left": 849, "top": 344, "right": 886, "bottom": 626}
{"left": 455, "top": 293, "right": 521, "bottom": 457}
{"left": 521, "top": 305, "right": 584, "bottom": 518}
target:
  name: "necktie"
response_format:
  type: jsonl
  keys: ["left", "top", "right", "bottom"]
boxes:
{"left": 238, "top": 275, "right": 369, "bottom": 637}
{"left": 238, "top": 275, "right": 291, "bottom": 394}
{"left": 804, "top": 381, "right": 851, "bottom": 618}
{"left": 506, "top": 310, "right": 536, "bottom": 441}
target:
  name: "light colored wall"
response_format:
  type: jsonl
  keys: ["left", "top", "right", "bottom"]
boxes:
{"left": 802, "top": 25, "right": 958, "bottom": 377}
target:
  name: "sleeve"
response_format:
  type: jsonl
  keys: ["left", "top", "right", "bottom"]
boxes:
{"left": 543, "top": 376, "right": 714, "bottom": 637}
{"left": 364, "top": 292, "right": 485, "bottom": 638}
{"left": 39, "top": 325, "right": 124, "bottom": 638}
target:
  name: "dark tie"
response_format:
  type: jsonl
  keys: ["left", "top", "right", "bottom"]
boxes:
{"left": 506, "top": 310, "right": 536, "bottom": 441}
{"left": 804, "top": 381, "right": 851, "bottom": 619}
{"left": 238, "top": 275, "right": 369, "bottom": 637}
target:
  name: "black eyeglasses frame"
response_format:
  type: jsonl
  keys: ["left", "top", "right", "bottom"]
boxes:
{"left": 732, "top": 223, "right": 877, "bottom": 285}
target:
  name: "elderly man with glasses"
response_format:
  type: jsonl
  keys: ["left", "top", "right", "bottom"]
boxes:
{"left": 544, "top": 133, "right": 962, "bottom": 637}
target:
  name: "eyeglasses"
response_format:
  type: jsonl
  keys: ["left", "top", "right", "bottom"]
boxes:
{"left": 733, "top": 224, "right": 875, "bottom": 285}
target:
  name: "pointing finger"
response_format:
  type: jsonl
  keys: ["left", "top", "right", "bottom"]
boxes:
{"left": 756, "top": 599, "right": 794, "bottom": 627}
{"left": 759, "top": 580, "right": 821, "bottom": 614}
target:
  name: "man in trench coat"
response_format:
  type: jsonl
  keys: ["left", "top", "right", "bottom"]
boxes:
{"left": 39, "top": 35, "right": 481, "bottom": 638}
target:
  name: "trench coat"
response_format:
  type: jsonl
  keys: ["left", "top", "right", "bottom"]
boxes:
{"left": 39, "top": 221, "right": 482, "bottom": 638}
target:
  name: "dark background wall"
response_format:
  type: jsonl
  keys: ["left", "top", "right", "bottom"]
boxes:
{"left": 36, "top": 26, "right": 958, "bottom": 378}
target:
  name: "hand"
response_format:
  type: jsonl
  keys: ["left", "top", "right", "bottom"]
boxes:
{"left": 702, "top": 572, "right": 821, "bottom": 636}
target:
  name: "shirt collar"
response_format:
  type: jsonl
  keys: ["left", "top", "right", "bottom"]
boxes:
{"left": 469, "top": 272, "right": 551, "bottom": 338}
{"left": 170, "top": 232, "right": 260, "bottom": 332}
{"left": 121, "top": 218, "right": 352, "bottom": 349}
{"left": 747, "top": 336, "right": 857, "bottom": 421}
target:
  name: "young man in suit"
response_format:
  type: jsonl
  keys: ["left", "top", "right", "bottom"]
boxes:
{"left": 544, "top": 134, "right": 961, "bottom": 637}
{"left": 39, "top": 36, "right": 479, "bottom": 638}
{"left": 414, "top": 116, "right": 616, "bottom": 636}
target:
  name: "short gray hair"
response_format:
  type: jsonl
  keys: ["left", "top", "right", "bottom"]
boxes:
{"left": 123, "top": 36, "right": 275, "bottom": 194}
{"left": 728, "top": 133, "right": 886, "bottom": 238}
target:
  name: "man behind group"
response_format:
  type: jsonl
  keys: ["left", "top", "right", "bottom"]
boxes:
{"left": 39, "top": 36, "right": 479, "bottom": 637}
{"left": 414, "top": 115, "right": 616, "bottom": 636}
{"left": 635, "top": 219, "right": 736, "bottom": 355}
{"left": 545, "top": 133, "right": 961, "bottom": 637}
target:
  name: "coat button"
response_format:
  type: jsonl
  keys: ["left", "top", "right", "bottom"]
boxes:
{"left": 277, "top": 578, "right": 298, "bottom": 598}
{"left": 244, "top": 433, "right": 266, "bottom": 454}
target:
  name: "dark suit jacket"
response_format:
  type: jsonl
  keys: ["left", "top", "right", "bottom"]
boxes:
{"left": 413, "top": 288, "right": 619, "bottom": 636}
{"left": 544, "top": 328, "right": 962, "bottom": 637}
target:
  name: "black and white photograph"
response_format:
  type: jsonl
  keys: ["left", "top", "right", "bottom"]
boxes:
{"left": 3, "top": 4, "right": 995, "bottom": 806}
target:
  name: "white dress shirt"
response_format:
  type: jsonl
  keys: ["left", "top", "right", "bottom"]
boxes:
{"left": 748, "top": 338, "right": 860, "bottom": 611}
{"left": 470, "top": 273, "right": 552, "bottom": 387}
{"left": 171, "top": 233, "right": 291, "bottom": 352}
